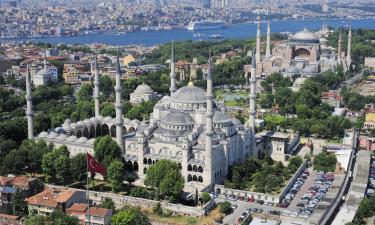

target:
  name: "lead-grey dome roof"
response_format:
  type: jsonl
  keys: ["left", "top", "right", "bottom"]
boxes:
{"left": 135, "top": 83, "right": 153, "bottom": 93}
{"left": 161, "top": 111, "right": 194, "bottom": 126}
{"left": 172, "top": 84, "right": 206, "bottom": 104}
{"left": 290, "top": 29, "right": 319, "bottom": 43}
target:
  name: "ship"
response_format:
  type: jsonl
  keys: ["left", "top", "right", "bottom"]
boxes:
{"left": 187, "top": 20, "right": 226, "bottom": 30}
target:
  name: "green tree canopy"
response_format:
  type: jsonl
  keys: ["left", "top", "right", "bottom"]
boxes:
{"left": 111, "top": 206, "right": 150, "bottom": 225}
{"left": 107, "top": 160, "right": 124, "bottom": 193}
{"left": 94, "top": 136, "right": 122, "bottom": 168}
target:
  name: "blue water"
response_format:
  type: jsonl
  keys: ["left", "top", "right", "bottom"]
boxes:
{"left": 10, "top": 18, "right": 375, "bottom": 46}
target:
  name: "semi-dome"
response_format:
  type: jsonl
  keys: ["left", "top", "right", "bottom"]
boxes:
{"left": 172, "top": 84, "right": 206, "bottom": 104}
{"left": 48, "top": 131, "right": 58, "bottom": 139}
{"left": 67, "top": 135, "right": 78, "bottom": 142}
{"left": 39, "top": 131, "right": 48, "bottom": 138}
{"left": 213, "top": 111, "right": 232, "bottom": 124}
{"left": 135, "top": 83, "right": 153, "bottom": 93}
{"left": 290, "top": 29, "right": 319, "bottom": 43}
{"left": 57, "top": 134, "right": 68, "bottom": 140}
{"left": 161, "top": 112, "right": 194, "bottom": 126}
{"left": 77, "top": 137, "right": 88, "bottom": 143}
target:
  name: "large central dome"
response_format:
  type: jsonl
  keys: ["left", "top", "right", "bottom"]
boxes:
{"left": 172, "top": 83, "right": 206, "bottom": 104}
{"left": 290, "top": 28, "right": 319, "bottom": 43}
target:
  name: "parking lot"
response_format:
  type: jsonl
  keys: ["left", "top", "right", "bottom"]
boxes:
{"left": 281, "top": 168, "right": 334, "bottom": 218}
{"left": 215, "top": 197, "right": 281, "bottom": 224}
{"left": 366, "top": 156, "right": 375, "bottom": 197}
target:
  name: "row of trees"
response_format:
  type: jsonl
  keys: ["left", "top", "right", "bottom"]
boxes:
{"left": 224, "top": 156, "right": 302, "bottom": 193}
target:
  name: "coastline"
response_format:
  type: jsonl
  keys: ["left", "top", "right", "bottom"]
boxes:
{"left": 2, "top": 17, "right": 375, "bottom": 47}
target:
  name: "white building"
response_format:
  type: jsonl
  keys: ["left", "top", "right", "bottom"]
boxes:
{"left": 129, "top": 83, "right": 158, "bottom": 104}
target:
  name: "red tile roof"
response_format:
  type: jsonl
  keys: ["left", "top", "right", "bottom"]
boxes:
{"left": 87, "top": 207, "right": 111, "bottom": 217}
{"left": 11, "top": 176, "right": 36, "bottom": 188}
{"left": 67, "top": 203, "right": 88, "bottom": 213}
{"left": 26, "top": 188, "right": 75, "bottom": 207}
{"left": 0, "top": 177, "right": 13, "bottom": 186}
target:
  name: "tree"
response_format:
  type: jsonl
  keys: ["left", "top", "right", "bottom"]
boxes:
{"left": 2, "top": 149, "right": 28, "bottom": 175}
{"left": 100, "top": 102, "right": 116, "bottom": 117}
{"left": 99, "top": 198, "right": 115, "bottom": 211}
{"left": 24, "top": 211, "right": 79, "bottom": 225}
{"left": 107, "top": 160, "right": 124, "bottom": 193}
{"left": 77, "top": 84, "right": 93, "bottom": 102}
{"left": 201, "top": 192, "right": 211, "bottom": 204}
{"left": 287, "top": 156, "right": 303, "bottom": 173}
{"left": 69, "top": 153, "right": 87, "bottom": 184}
{"left": 24, "top": 215, "right": 47, "bottom": 225}
{"left": 54, "top": 155, "right": 71, "bottom": 185}
{"left": 159, "top": 169, "right": 184, "bottom": 202}
{"left": 41, "top": 145, "right": 70, "bottom": 183}
{"left": 111, "top": 206, "right": 151, "bottom": 225}
{"left": 153, "top": 202, "right": 163, "bottom": 215}
{"left": 314, "top": 151, "right": 337, "bottom": 172}
{"left": 218, "top": 201, "right": 232, "bottom": 215}
{"left": 144, "top": 160, "right": 184, "bottom": 202}
{"left": 12, "top": 189, "right": 27, "bottom": 216}
{"left": 94, "top": 136, "right": 122, "bottom": 168}
{"left": 144, "top": 159, "right": 179, "bottom": 188}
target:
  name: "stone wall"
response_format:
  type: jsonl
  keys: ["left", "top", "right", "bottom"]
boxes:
{"left": 46, "top": 185, "right": 213, "bottom": 217}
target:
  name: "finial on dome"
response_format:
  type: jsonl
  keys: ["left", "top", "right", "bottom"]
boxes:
{"left": 188, "top": 80, "right": 194, "bottom": 86}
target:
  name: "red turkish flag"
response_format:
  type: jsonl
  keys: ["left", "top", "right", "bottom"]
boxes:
{"left": 87, "top": 153, "right": 107, "bottom": 175}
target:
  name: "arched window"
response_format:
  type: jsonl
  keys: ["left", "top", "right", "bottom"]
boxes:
{"left": 76, "top": 130, "right": 82, "bottom": 138}
{"left": 147, "top": 158, "right": 152, "bottom": 165}
{"left": 187, "top": 174, "right": 192, "bottom": 182}
{"left": 198, "top": 166, "right": 203, "bottom": 173}
{"left": 198, "top": 176, "right": 203, "bottom": 183}
{"left": 110, "top": 125, "right": 116, "bottom": 137}
{"left": 133, "top": 162, "right": 139, "bottom": 171}
{"left": 193, "top": 165, "right": 197, "bottom": 172}
{"left": 102, "top": 124, "right": 109, "bottom": 136}
{"left": 188, "top": 164, "right": 192, "bottom": 171}
{"left": 143, "top": 158, "right": 147, "bottom": 164}
{"left": 193, "top": 175, "right": 197, "bottom": 181}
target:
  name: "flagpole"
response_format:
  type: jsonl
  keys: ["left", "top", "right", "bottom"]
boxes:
{"left": 87, "top": 153, "right": 90, "bottom": 225}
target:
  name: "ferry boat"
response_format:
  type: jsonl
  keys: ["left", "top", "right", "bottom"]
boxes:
{"left": 187, "top": 20, "right": 225, "bottom": 30}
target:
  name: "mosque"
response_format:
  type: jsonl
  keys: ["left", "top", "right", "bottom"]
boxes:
{"left": 25, "top": 28, "right": 309, "bottom": 191}
{"left": 254, "top": 18, "right": 352, "bottom": 80}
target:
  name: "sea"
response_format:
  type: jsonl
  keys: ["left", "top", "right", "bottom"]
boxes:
{"left": 6, "top": 18, "right": 375, "bottom": 46}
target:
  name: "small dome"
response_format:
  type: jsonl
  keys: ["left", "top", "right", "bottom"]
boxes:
{"left": 57, "top": 134, "right": 68, "bottom": 140}
{"left": 291, "top": 29, "right": 319, "bottom": 43}
{"left": 76, "top": 121, "right": 84, "bottom": 127}
{"left": 48, "top": 131, "right": 58, "bottom": 139}
{"left": 161, "top": 112, "right": 194, "bottom": 126}
{"left": 67, "top": 135, "right": 78, "bottom": 142}
{"left": 39, "top": 131, "right": 48, "bottom": 138}
{"left": 232, "top": 119, "right": 243, "bottom": 126}
{"left": 70, "top": 123, "right": 77, "bottom": 129}
{"left": 83, "top": 119, "right": 91, "bottom": 125}
{"left": 64, "top": 119, "right": 71, "bottom": 125}
{"left": 103, "top": 116, "right": 112, "bottom": 123}
{"left": 77, "top": 137, "right": 88, "bottom": 143}
{"left": 135, "top": 83, "right": 153, "bottom": 93}
{"left": 97, "top": 115, "right": 104, "bottom": 121}
{"left": 172, "top": 84, "right": 206, "bottom": 104}
{"left": 55, "top": 127, "right": 65, "bottom": 133}
{"left": 36, "top": 68, "right": 52, "bottom": 77}
{"left": 88, "top": 138, "right": 96, "bottom": 145}
{"left": 90, "top": 117, "right": 99, "bottom": 124}
{"left": 213, "top": 111, "right": 231, "bottom": 124}
{"left": 302, "top": 66, "right": 319, "bottom": 74}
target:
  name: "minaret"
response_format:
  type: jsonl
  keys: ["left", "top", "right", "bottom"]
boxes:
{"left": 25, "top": 65, "right": 34, "bottom": 139}
{"left": 204, "top": 54, "right": 214, "bottom": 186}
{"left": 265, "top": 17, "right": 271, "bottom": 57}
{"left": 94, "top": 56, "right": 100, "bottom": 117}
{"left": 43, "top": 50, "right": 48, "bottom": 70}
{"left": 249, "top": 52, "right": 257, "bottom": 153}
{"left": 346, "top": 24, "right": 352, "bottom": 66}
{"left": 170, "top": 41, "right": 177, "bottom": 95}
{"left": 256, "top": 16, "right": 261, "bottom": 63}
{"left": 114, "top": 52, "right": 124, "bottom": 151}
{"left": 337, "top": 29, "right": 342, "bottom": 59}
